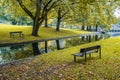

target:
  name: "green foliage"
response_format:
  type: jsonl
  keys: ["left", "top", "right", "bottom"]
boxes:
{"left": 1, "top": 0, "right": 118, "bottom": 30}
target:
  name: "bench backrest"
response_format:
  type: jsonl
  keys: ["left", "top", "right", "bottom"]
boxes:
{"left": 80, "top": 45, "right": 100, "bottom": 54}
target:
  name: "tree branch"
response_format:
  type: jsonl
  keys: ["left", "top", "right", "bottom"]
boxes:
{"left": 47, "top": 0, "right": 59, "bottom": 11}
{"left": 61, "top": 10, "right": 69, "bottom": 18}
{"left": 17, "top": 0, "right": 34, "bottom": 20}
{"left": 43, "top": 0, "right": 53, "bottom": 10}
{"left": 39, "top": 0, "right": 59, "bottom": 21}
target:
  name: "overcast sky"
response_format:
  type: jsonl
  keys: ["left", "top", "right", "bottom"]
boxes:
{"left": 114, "top": 8, "right": 120, "bottom": 18}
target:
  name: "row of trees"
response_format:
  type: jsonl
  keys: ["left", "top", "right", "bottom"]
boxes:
{"left": 0, "top": 0, "right": 119, "bottom": 36}
{"left": 0, "top": 0, "right": 119, "bottom": 55}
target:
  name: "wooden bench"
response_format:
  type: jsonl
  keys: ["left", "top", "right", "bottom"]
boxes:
{"left": 10, "top": 31, "right": 24, "bottom": 38}
{"left": 72, "top": 45, "right": 101, "bottom": 62}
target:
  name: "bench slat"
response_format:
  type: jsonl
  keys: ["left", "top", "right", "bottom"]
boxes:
{"left": 85, "top": 49, "right": 98, "bottom": 54}
{"left": 72, "top": 53, "right": 83, "bottom": 57}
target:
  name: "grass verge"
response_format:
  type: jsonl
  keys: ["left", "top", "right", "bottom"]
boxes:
{"left": 0, "top": 24, "right": 89, "bottom": 43}
{"left": 0, "top": 37, "right": 120, "bottom": 80}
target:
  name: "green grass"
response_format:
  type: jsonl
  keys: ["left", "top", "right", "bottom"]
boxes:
{"left": 1, "top": 37, "right": 120, "bottom": 80}
{"left": 0, "top": 24, "right": 89, "bottom": 43}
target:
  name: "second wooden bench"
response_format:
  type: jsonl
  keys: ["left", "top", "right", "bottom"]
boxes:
{"left": 72, "top": 45, "right": 101, "bottom": 62}
{"left": 10, "top": 31, "right": 24, "bottom": 38}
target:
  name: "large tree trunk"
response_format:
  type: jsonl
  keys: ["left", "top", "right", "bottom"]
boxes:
{"left": 32, "top": 42, "right": 41, "bottom": 55}
{"left": 32, "top": 17, "right": 45, "bottom": 36}
{"left": 56, "top": 8, "right": 61, "bottom": 31}
{"left": 44, "top": 14, "right": 48, "bottom": 27}
{"left": 96, "top": 24, "right": 98, "bottom": 31}
{"left": 86, "top": 25, "right": 89, "bottom": 31}
{"left": 56, "top": 17, "right": 61, "bottom": 31}
{"left": 89, "top": 26, "right": 91, "bottom": 31}
{"left": 81, "top": 25, "right": 85, "bottom": 30}
{"left": 31, "top": 1, "right": 41, "bottom": 36}
{"left": 32, "top": 20, "right": 40, "bottom": 36}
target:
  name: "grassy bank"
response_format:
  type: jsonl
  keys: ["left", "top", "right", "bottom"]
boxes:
{"left": 0, "top": 37, "right": 120, "bottom": 80}
{"left": 0, "top": 24, "right": 89, "bottom": 43}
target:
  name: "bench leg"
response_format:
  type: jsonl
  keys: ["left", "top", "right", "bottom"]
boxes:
{"left": 74, "top": 55, "right": 76, "bottom": 62}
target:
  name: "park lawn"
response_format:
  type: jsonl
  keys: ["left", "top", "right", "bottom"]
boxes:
{"left": 0, "top": 37, "right": 120, "bottom": 80}
{"left": 0, "top": 24, "right": 89, "bottom": 43}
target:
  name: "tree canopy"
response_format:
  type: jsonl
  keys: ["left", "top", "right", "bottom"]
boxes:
{"left": 0, "top": 0, "right": 119, "bottom": 35}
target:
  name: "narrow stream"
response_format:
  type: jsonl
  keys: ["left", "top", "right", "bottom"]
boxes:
{"left": 0, "top": 33, "right": 109, "bottom": 64}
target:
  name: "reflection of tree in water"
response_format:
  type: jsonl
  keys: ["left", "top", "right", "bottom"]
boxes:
{"left": 11, "top": 44, "right": 33, "bottom": 60}
{"left": 2, "top": 52, "right": 12, "bottom": 62}
{"left": 1, "top": 48, "right": 12, "bottom": 63}
{"left": 66, "top": 38, "right": 82, "bottom": 47}
{"left": 65, "top": 35, "right": 106, "bottom": 48}
{"left": 38, "top": 41, "right": 57, "bottom": 53}
{"left": 48, "top": 40, "right": 66, "bottom": 51}
{"left": 13, "top": 50, "right": 33, "bottom": 60}
{"left": 0, "top": 44, "right": 33, "bottom": 64}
